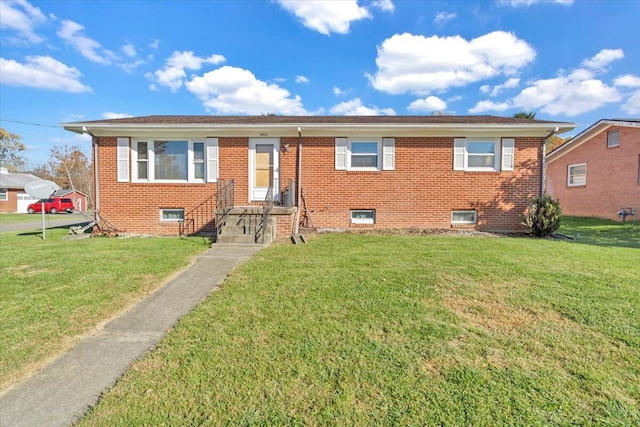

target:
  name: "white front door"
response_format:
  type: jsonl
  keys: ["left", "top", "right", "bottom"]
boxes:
{"left": 249, "top": 138, "right": 280, "bottom": 201}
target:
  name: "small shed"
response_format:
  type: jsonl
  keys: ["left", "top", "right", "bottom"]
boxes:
{"left": 53, "top": 189, "right": 89, "bottom": 212}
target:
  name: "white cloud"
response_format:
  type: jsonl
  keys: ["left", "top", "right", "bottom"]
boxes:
{"left": 371, "top": 0, "right": 395, "bottom": 12}
{"left": 120, "top": 59, "right": 146, "bottom": 74}
{"left": 486, "top": 77, "right": 520, "bottom": 97}
{"left": 185, "top": 65, "right": 309, "bottom": 115}
{"left": 581, "top": 48, "right": 624, "bottom": 71}
{"left": 150, "top": 51, "right": 226, "bottom": 92}
{"left": 0, "top": 55, "right": 92, "bottom": 93}
{"left": 333, "top": 86, "right": 344, "bottom": 96}
{"left": 276, "top": 0, "right": 371, "bottom": 35}
{"left": 295, "top": 75, "right": 310, "bottom": 84}
{"left": 367, "top": 31, "right": 535, "bottom": 95}
{"left": 434, "top": 11, "right": 456, "bottom": 25}
{"left": 408, "top": 96, "right": 447, "bottom": 112}
{"left": 0, "top": 0, "right": 47, "bottom": 44}
{"left": 512, "top": 69, "right": 621, "bottom": 116}
{"left": 614, "top": 74, "right": 640, "bottom": 88}
{"left": 329, "top": 98, "right": 395, "bottom": 115}
{"left": 621, "top": 91, "right": 640, "bottom": 115}
{"left": 102, "top": 112, "right": 133, "bottom": 119}
{"left": 57, "top": 20, "right": 114, "bottom": 64}
{"left": 497, "top": 0, "right": 574, "bottom": 6}
{"left": 122, "top": 44, "right": 137, "bottom": 57}
{"left": 150, "top": 39, "right": 160, "bottom": 50}
{"left": 468, "top": 100, "right": 511, "bottom": 113}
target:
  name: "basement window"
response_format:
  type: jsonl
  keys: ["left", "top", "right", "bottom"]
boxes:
{"left": 160, "top": 208, "right": 184, "bottom": 222}
{"left": 350, "top": 210, "right": 375, "bottom": 224}
{"left": 451, "top": 210, "right": 477, "bottom": 225}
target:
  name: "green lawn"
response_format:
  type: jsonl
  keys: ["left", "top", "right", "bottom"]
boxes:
{"left": 0, "top": 213, "right": 60, "bottom": 223}
{"left": 78, "top": 232, "right": 640, "bottom": 426}
{"left": 558, "top": 216, "right": 640, "bottom": 248}
{"left": 0, "top": 228, "right": 210, "bottom": 389}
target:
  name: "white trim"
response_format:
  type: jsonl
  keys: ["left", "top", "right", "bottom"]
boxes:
{"left": 0, "top": 188, "right": 8, "bottom": 201}
{"left": 131, "top": 138, "right": 211, "bottom": 183}
{"left": 382, "top": 138, "right": 395, "bottom": 170}
{"left": 348, "top": 139, "right": 381, "bottom": 170}
{"left": 206, "top": 137, "right": 219, "bottom": 182}
{"left": 335, "top": 137, "right": 347, "bottom": 170}
{"left": 249, "top": 138, "right": 280, "bottom": 201}
{"left": 453, "top": 138, "right": 501, "bottom": 172}
{"left": 116, "top": 137, "right": 129, "bottom": 182}
{"left": 567, "top": 163, "right": 586, "bottom": 187}
{"left": 451, "top": 210, "right": 477, "bottom": 224}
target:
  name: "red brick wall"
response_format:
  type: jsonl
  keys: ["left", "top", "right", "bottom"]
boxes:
{"left": 95, "top": 135, "right": 543, "bottom": 235}
{"left": 546, "top": 127, "right": 640, "bottom": 220}
{"left": 0, "top": 189, "right": 18, "bottom": 212}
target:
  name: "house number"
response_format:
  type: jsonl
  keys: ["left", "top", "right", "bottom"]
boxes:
{"left": 259, "top": 132, "right": 269, "bottom": 137}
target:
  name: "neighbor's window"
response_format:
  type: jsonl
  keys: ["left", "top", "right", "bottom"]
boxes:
{"left": 350, "top": 141, "right": 379, "bottom": 168}
{"left": 451, "top": 210, "right": 477, "bottom": 225}
{"left": 350, "top": 210, "right": 375, "bottom": 224}
{"left": 607, "top": 130, "right": 619, "bottom": 148}
{"left": 0, "top": 188, "right": 7, "bottom": 201}
{"left": 567, "top": 163, "right": 586, "bottom": 186}
{"left": 160, "top": 208, "right": 184, "bottom": 222}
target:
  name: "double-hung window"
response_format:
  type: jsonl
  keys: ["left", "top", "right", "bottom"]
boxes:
{"left": 335, "top": 137, "right": 395, "bottom": 171}
{"left": 567, "top": 163, "right": 586, "bottom": 186}
{"left": 453, "top": 138, "right": 514, "bottom": 171}
{"left": 131, "top": 138, "right": 218, "bottom": 183}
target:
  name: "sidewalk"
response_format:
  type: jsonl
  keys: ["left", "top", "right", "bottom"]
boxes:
{"left": 0, "top": 243, "right": 264, "bottom": 427}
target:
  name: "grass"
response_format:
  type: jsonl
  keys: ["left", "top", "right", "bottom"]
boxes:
{"left": 0, "top": 228, "right": 210, "bottom": 390}
{"left": 77, "top": 232, "right": 640, "bottom": 426}
{"left": 0, "top": 212, "right": 74, "bottom": 224}
{"left": 558, "top": 216, "right": 640, "bottom": 248}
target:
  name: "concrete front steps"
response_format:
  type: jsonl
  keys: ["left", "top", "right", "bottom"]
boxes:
{"left": 215, "top": 207, "right": 276, "bottom": 244}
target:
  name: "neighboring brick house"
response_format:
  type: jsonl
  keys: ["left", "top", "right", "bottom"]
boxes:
{"left": 0, "top": 167, "right": 39, "bottom": 213}
{"left": 546, "top": 119, "right": 640, "bottom": 220}
{"left": 62, "top": 115, "right": 574, "bottom": 237}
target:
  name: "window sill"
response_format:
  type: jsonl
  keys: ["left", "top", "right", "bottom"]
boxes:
{"left": 346, "top": 170, "right": 383, "bottom": 175}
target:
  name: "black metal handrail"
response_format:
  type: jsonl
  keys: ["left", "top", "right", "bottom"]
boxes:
{"left": 258, "top": 185, "right": 274, "bottom": 243}
{"left": 179, "top": 179, "right": 234, "bottom": 236}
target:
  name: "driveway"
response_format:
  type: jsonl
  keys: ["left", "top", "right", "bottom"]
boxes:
{"left": 0, "top": 212, "right": 92, "bottom": 233}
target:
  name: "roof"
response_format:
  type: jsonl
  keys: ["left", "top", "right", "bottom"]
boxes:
{"left": 547, "top": 118, "right": 640, "bottom": 162}
{"left": 53, "top": 189, "right": 88, "bottom": 198}
{"left": 0, "top": 170, "right": 40, "bottom": 189}
{"left": 62, "top": 115, "right": 576, "bottom": 139}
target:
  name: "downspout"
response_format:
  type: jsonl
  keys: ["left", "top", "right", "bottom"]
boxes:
{"left": 541, "top": 126, "right": 559, "bottom": 196}
{"left": 83, "top": 127, "right": 99, "bottom": 218}
{"left": 292, "top": 127, "right": 302, "bottom": 236}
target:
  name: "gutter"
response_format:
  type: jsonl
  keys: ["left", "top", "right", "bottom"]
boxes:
{"left": 82, "top": 127, "right": 99, "bottom": 216}
{"left": 541, "top": 126, "right": 559, "bottom": 195}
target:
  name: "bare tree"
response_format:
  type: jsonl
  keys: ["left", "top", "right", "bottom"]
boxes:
{"left": 0, "top": 128, "right": 27, "bottom": 171}
{"left": 44, "top": 145, "right": 92, "bottom": 204}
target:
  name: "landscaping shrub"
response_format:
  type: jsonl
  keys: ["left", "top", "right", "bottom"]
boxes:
{"left": 522, "top": 194, "right": 562, "bottom": 237}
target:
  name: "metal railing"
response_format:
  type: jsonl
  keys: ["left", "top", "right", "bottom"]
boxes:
{"left": 179, "top": 179, "right": 234, "bottom": 237}
{"left": 258, "top": 185, "right": 274, "bottom": 243}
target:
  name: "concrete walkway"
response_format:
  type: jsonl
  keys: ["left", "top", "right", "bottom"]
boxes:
{"left": 0, "top": 243, "right": 264, "bottom": 427}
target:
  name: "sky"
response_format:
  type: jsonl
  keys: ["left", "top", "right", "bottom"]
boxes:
{"left": 1, "top": 0, "right": 639, "bottom": 168}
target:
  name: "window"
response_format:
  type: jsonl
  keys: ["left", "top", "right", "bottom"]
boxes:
{"left": 0, "top": 188, "right": 7, "bottom": 201}
{"left": 350, "top": 210, "right": 375, "bottom": 224}
{"left": 451, "top": 210, "right": 477, "bottom": 225}
{"left": 567, "top": 163, "right": 586, "bottom": 186}
{"left": 335, "top": 138, "right": 395, "bottom": 171}
{"left": 160, "top": 208, "right": 184, "bottom": 222}
{"left": 454, "top": 138, "right": 511, "bottom": 171}
{"left": 132, "top": 139, "right": 216, "bottom": 182}
{"left": 607, "top": 130, "right": 619, "bottom": 148}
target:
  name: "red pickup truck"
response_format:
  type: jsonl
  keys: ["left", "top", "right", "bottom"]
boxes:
{"left": 27, "top": 198, "right": 75, "bottom": 214}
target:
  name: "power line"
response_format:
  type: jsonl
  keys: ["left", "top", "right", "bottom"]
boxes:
{"left": 0, "top": 118, "right": 62, "bottom": 129}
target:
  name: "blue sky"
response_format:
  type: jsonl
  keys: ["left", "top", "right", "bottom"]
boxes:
{"left": 1, "top": 0, "right": 639, "bottom": 167}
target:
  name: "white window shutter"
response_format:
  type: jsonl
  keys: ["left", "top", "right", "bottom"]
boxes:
{"left": 117, "top": 137, "right": 129, "bottom": 182}
{"left": 206, "top": 138, "right": 219, "bottom": 182}
{"left": 335, "top": 137, "right": 347, "bottom": 170}
{"left": 501, "top": 138, "right": 515, "bottom": 171}
{"left": 382, "top": 138, "right": 395, "bottom": 170}
{"left": 453, "top": 138, "right": 465, "bottom": 170}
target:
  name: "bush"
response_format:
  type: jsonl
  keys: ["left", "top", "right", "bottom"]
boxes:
{"left": 521, "top": 195, "right": 562, "bottom": 237}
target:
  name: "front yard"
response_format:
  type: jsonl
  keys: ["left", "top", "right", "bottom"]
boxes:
{"left": 78, "top": 222, "right": 638, "bottom": 425}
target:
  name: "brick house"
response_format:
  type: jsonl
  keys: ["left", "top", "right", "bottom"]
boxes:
{"left": 62, "top": 115, "right": 574, "bottom": 239}
{"left": 0, "top": 167, "right": 39, "bottom": 213}
{"left": 546, "top": 119, "right": 640, "bottom": 220}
